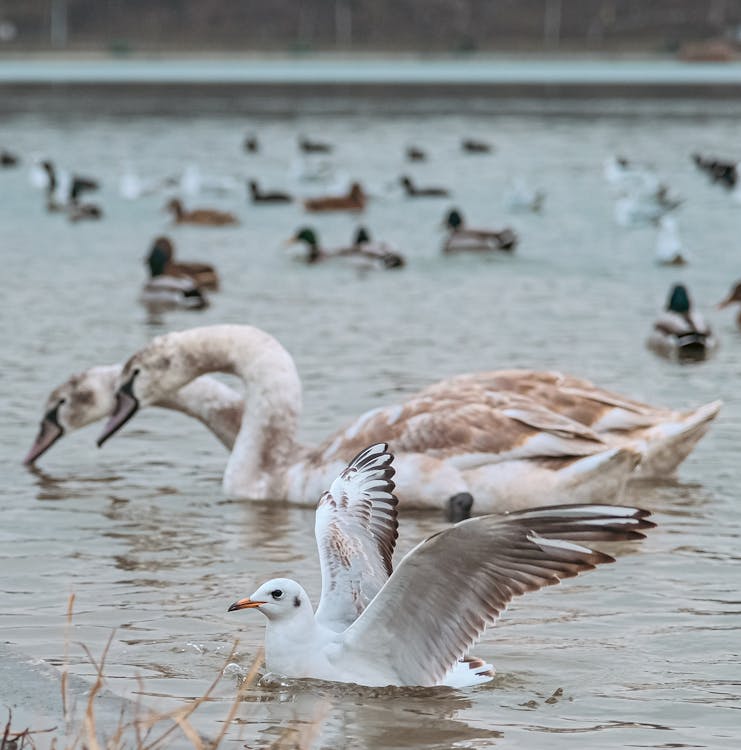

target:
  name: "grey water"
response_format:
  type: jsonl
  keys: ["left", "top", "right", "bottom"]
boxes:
{"left": 2, "top": 99, "right": 741, "bottom": 748}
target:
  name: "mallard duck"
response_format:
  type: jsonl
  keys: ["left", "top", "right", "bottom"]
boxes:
{"left": 299, "top": 136, "right": 332, "bottom": 154}
{"left": 166, "top": 198, "right": 239, "bottom": 226}
{"left": 140, "top": 275, "right": 208, "bottom": 312}
{"left": 303, "top": 182, "right": 366, "bottom": 212}
{"left": 718, "top": 280, "right": 741, "bottom": 328}
{"left": 406, "top": 146, "right": 427, "bottom": 162}
{"left": 462, "top": 138, "right": 492, "bottom": 154}
{"left": 248, "top": 180, "right": 292, "bottom": 204}
{"left": 1, "top": 149, "right": 19, "bottom": 167}
{"left": 147, "top": 236, "right": 219, "bottom": 290}
{"left": 400, "top": 175, "right": 449, "bottom": 198}
{"left": 442, "top": 208, "right": 517, "bottom": 253}
{"left": 647, "top": 284, "right": 718, "bottom": 363}
{"left": 348, "top": 227, "right": 405, "bottom": 269}
{"left": 692, "top": 153, "right": 737, "bottom": 189}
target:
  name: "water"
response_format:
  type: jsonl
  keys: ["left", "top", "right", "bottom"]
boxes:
{"left": 2, "top": 101, "right": 741, "bottom": 749}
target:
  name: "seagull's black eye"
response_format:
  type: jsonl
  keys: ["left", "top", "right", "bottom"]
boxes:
{"left": 270, "top": 589, "right": 283, "bottom": 600}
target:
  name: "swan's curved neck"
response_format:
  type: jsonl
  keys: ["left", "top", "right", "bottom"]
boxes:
{"left": 148, "top": 325, "right": 303, "bottom": 497}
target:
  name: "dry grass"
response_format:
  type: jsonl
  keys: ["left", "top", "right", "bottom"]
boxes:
{"left": 2, "top": 595, "right": 274, "bottom": 750}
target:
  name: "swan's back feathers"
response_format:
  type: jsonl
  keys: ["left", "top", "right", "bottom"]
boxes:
{"left": 313, "top": 389, "right": 607, "bottom": 468}
{"left": 314, "top": 443, "right": 399, "bottom": 630}
{"left": 341, "top": 504, "right": 654, "bottom": 686}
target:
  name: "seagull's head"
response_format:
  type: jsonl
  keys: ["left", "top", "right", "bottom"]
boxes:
{"left": 228, "top": 578, "right": 309, "bottom": 622}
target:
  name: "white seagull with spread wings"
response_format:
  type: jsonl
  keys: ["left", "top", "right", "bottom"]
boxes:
{"left": 228, "top": 443, "right": 654, "bottom": 688}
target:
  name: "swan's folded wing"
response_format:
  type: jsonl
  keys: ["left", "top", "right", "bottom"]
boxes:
{"left": 340, "top": 504, "right": 654, "bottom": 687}
{"left": 314, "top": 391, "right": 607, "bottom": 466}
{"left": 314, "top": 443, "right": 399, "bottom": 631}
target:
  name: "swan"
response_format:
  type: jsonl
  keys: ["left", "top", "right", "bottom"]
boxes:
{"left": 23, "top": 365, "right": 244, "bottom": 465}
{"left": 25, "top": 358, "right": 719, "bottom": 484}
{"left": 93, "top": 324, "right": 651, "bottom": 513}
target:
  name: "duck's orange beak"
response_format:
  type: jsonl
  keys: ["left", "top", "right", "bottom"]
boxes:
{"left": 228, "top": 598, "right": 266, "bottom": 612}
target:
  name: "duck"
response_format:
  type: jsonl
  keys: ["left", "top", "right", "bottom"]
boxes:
{"left": 400, "top": 175, "right": 449, "bottom": 198}
{"left": 243, "top": 135, "right": 259, "bottom": 153}
{"left": 166, "top": 198, "right": 239, "bottom": 226}
{"left": 348, "top": 227, "right": 406, "bottom": 269}
{"left": 23, "top": 364, "right": 244, "bottom": 465}
{"left": 227, "top": 443, "right": 653, "bottom": 688}
{"left": 146, "top": 236, "right": 219, "bottom": 290}
{"left": 95, "top": 324, "right": 653, "bottom": 514}
{"left": 26, "top": 355, "right": 719, "bottom": 486}
{"left": 692, "top": 153, "right": 737, "bottom": 189}
{"left": 717, "top": 280, "right": 741, "bottom": 328}
{"left": 248, "top": 180, "right": 293, "bottom": 204}
{"left": 303, "top": 182, "right": 366, "bottom": 212}
{"left": 461, "top": 138, "right": 492, "bottom": 154}
{"left": 647, "top": 284, "right": 718, "bottom": 363}
{"left": 655, "top": 216, "right": 687, "bottom": 266}
{"left": 140, "top": 275, "right": 208, "bottom": 312}
{"left": 506, "top": 180, "right": 545, "bottom": 213}
{"left": 442, "top": 208, "right": 517, "bottom": 253}
{"left": 299, "top": 136, "right": 332, "bottom": 154}
{"left": 1, "top": 149, "right": 19, "bottom": 167}
{"left": 405, "top": 146, "right": 427, "bottom": 162}
{"left": 67, "top": 179, "right": 103, "bottom": 222}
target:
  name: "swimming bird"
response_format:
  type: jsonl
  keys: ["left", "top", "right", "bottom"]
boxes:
{"left": 288, "top": 227, "right": 401, "bottom": 269}
{"left": 95, "top": 324, "right": 644, "bottom": 512}
{"left": 405, "top": 146, "right": 427, "bottom": 162}
{"left": 443, "top": 209, "right": 517, "bottom": 253}
{"left": 23, "top": 365, "right": 243, "bottom": 465}
{"left": 655, "top": 216, "right": 687, "bottom": 266}
{"left": 647, "top": 284, "right": 718, "bottom": 363}
{"left": 299, "top": 136, "right": 332, "bottom": 154}
{"left": 244, "top": 135, "right": 259, "bottom": 153}
{"left": 717, "top": 280, "right": 741, "bottom": 328}
{"left": 400, "top": 175, "right": 449, "bottom": 198}
{"left": 345, "top": 227, "right": 406, "bottom": 269}
{"left": 692, "top": 153, "right": 737, "bottom": 189}
{"left": 1, "top": 149, "right": 18, "bottom": 167}
{"left": 228, "top": 443, "right": 654, "bottom": 687}
{"left": 147, "top": 236, "right": 219, "bottom": 290}
{"left": 40, "top": 160, "right": 99, "bottom": 213}
{"left": 461, "top": 139, "right": 492, "bottom": 154}
{"left": 26, "top": 360, "right": 719, "bottom": 482}
{"left": 303, "top": 183, "right": 366, "bottom": 212}
{"left": 166, "top": 198, "right": 239, "bottom": 226}
{"left": 248, "top": 180, "right": 292, "bottom": 204}
{"left": 506, "top": 181, "right": 545, "bottom": 213}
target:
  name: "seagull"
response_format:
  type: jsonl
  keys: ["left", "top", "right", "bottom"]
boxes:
{"left": 228, "top": 443, "right": 654, "bottom": 688}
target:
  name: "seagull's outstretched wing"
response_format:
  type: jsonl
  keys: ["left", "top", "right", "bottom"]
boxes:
{"left": 314, "top": 443, "right": 399, "bottom": 631}
{"left": 341, "top": 504, "right": 654, "bottom": 686}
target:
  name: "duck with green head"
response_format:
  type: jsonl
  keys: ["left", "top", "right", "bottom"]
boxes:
{"left": 442, "top": 208, "right": 517, "bottom": 254}
{"left": 647, "top": 283, "right": 717, "bottom": 363}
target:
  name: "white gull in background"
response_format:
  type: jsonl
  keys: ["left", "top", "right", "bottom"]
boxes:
{"left": 228, "top": 443, "right": 654, "bottom": 688}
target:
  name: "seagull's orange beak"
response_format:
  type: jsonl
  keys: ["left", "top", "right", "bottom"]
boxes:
{"left": 228, "top": 597, "right": 266, "bottom": 612}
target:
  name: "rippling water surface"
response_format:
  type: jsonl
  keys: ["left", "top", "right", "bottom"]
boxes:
{"left": 2, "top": 100, "right": 740, "bottom": 749}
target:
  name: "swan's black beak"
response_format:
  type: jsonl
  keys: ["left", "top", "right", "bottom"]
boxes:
{"left": 23, "top": 405, "right": 64, "bottom": 465}
{"left": 97, "top": 373, "right": 139, "bottom": 447}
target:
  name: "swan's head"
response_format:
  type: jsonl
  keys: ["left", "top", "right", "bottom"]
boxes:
{"left": 24, "top": 366, "right": 118, "bottom": 464}
{"left": 97, "top": 337, "right": 187, "bottom": 446}
{"left": 228, "top": 578, "right": 311, "bottom": 622}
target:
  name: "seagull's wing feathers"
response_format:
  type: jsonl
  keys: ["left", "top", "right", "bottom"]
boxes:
{"left": 341, "top": 504, "right": 653, "bottom": 686}
{"left": 314, "top": 443, "right": 399, "bottom": 630}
